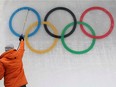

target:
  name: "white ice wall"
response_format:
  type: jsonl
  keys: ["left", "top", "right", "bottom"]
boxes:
{"left": 0, "top": 0, "right": 116, "bottom": 87}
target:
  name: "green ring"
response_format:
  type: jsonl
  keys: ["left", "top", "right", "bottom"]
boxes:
{"left": 61, "top": 21, "right": 96, "bottom": 54}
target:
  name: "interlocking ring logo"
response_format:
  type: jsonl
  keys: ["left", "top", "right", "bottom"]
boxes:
{"left": 9, "top": 6, "right": 114, "bottom": 54}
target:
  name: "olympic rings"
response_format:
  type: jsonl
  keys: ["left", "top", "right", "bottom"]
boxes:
{"left": 80, "top": 6, "right": 114, "bottom": 39}
{"left": 25, "top": 21, "right": 59, "bottom": 54}
{"left": 9, "top": 6, "right": 114, "bottom": 54}
{"left": 9, "top": 7, "right": 41, "bottom": 37}
{"left": 44, "top": 7, "right": 77, "bottom": 38}
{"left": 61, "top": 21, "right": 96, "bottom": 54}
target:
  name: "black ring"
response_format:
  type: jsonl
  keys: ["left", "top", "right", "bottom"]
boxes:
{"left": 44, "top": 7, "right": 77, "bottom": 38}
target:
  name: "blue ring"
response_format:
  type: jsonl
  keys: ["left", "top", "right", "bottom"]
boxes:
{"left": 9, "top": 7, "right": 41, "bottom": 37}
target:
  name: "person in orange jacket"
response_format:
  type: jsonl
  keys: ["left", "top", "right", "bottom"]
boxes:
{"left": 0, "top": 34, "right": 28, "bottom": 87}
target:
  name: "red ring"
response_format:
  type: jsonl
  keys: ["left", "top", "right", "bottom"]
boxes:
{"left": 80, "top": 6, "right": 114, "bottom": 39}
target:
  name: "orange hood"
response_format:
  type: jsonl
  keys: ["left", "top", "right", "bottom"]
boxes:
{"left": 0, "top": 49, "right": 17, "bottom": 59}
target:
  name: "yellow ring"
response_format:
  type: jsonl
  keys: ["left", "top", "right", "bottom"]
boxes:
{"left": 25, "top": 21, "right": 59, "bottom": 54}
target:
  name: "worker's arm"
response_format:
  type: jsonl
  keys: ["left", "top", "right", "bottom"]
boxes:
{"left": 17, "top": 40, "right": 24, "bottom": 52}
{"left": 16, "top": 35, "right": 25, "bottom": 59}
{"left": 0, "top": 62, "right": 5, "bottom": 80}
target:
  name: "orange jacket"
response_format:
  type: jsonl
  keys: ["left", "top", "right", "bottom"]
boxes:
{"left": 0, "top": 40, "right": 27, "bottom": 87}
{"left": 0, "top": 62, "right": 5, "bottom": 80}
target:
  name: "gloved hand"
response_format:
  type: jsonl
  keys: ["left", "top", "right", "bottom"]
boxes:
{"left": 19, "top": 34, "right": 24, "bottom": 41}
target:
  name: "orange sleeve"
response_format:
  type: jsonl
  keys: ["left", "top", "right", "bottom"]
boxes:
{"left": 16, "top": 40, "right": 25, "bottom": 59}
{"left": 0, "top": 62, "right": 5, "bottom": 80}
{"left": 17, "top": 40, "right": 24, "bottom": 51}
